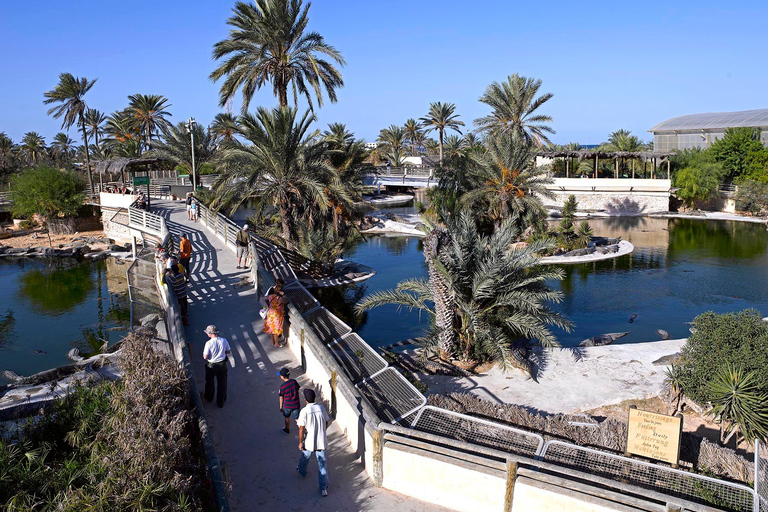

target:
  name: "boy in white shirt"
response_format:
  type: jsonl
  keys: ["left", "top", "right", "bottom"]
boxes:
{"left": 296, "top": 388, "right": 330, "bottom": 496}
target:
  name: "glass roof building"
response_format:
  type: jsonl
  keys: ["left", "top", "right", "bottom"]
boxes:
{"left": 649, "top": 108, "right": 768, "bottom": 151}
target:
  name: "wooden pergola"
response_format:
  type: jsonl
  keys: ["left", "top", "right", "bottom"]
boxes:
{"left": 538, "top": 150, "right": 676, "bottom": 179}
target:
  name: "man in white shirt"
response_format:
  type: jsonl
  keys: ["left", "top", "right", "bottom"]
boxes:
{"left": 202, "top": 325, "right": 231, "bottom": 408}
{"left": 296, "top": 388, "right": 330, "bottom": 496}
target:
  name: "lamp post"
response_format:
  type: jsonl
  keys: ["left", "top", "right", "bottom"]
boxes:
{"left": 186, "top": 117, "right": 197, "bottom": 192}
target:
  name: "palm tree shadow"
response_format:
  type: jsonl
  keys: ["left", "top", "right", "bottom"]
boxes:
{"left": 568, "top": 346, "right": 587, "bottom": 362}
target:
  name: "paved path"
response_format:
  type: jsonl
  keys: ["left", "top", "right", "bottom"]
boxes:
{"left": 153, "top": 201, "right": 446, "bottom": 512}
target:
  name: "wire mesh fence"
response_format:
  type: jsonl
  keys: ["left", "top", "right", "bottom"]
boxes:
{"left": 411, "top": 406, "right": 544, "bottom": 458}
{"left": 302, "top": 308, "right": 351, "bottom": 344}
{"left": 757, "top": 440, "right": 768, "bottom": 512}
{"left": 328, "top": 333, "right": 388, "bottom": 384}
{"left": 540, "top": 440, "right": 756, "bottom": 512}
{"left": 282, "top": 285, "right": 320, "bottom": 315}
{"left": 356, "top": 368, "right": 426, "bottom": 425}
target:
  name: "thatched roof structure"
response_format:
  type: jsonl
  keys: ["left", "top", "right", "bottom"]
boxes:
{"left": 93, "top": 158, "right": 163, "bottom": 176}
{"left": 538, "top": 150, "right": 676, "bottom": 161}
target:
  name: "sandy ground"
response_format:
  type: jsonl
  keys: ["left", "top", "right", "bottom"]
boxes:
{"left": 0, "top": 228, "right": 107, "bottom": 249}
{"left": 419, "top": 338, "right": 687, "bottom": 415}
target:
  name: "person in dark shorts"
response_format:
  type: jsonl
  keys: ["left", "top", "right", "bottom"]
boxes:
{"left": 278, "top": 368, "right": 301, "bottom": 434}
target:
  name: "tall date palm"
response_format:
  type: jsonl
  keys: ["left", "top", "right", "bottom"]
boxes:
{"left": 474, "top": 73, "right": 554, "bottom": 146}
{"left": 420, "top": 102, "right": 464, "bottom": 167}
{"left": 210, "top": 0, "right": 345, "bottom": 112}
{"left": 51, "top": 132, "right": 76, "bottom": 166}
{"left": 43, "top": 72, "right": 97, "bottom": 192}
{"left": 84, "top": 108, "right": 106, "bottom": 150}
{"left": 20, "top": 132, "right": 48, "bottom": 166}
{"left": 127, "top": 94, "right": 172, "bottom": 152}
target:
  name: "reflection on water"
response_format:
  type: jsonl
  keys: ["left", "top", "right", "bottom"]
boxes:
{"left": 0, "top": 259, "right": 130, "bottom": 384}
{"left": 344, "top": 216, "right": 768, "bottom": 349}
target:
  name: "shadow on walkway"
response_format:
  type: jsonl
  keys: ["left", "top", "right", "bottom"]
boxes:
{"left": 151, "top": 201, "right": 446, "bottom": 512}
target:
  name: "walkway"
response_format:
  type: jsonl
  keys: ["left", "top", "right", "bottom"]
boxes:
{"left": 152, "top": 200, "right": 446, "bottom": 512}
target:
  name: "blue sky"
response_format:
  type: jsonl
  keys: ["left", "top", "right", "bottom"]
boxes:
{"left": 1, "top": 1, "right": 766, "bottom": 146}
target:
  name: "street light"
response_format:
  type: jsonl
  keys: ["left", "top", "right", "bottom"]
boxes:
{"left": 186, "top": 117, "right": 197, "bottom": 192}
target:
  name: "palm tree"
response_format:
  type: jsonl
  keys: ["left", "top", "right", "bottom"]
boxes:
{"left": 356, "top": 212, "right": 570, "bottom": 372}
{"left": 51, "top": 132, "right": 76, "bottom": 166}
{"left": 0, "top": 133, "right": 18, "bottom": 174}
{"left": 127, "top": 94, "right": 172, "bottom": 152}
{"left": 377, "top": 124, "right": 405, "bottom": 152}
{"left": 210, "top": 0, "right": 345, "bottom": 112}
{"left": 84, "top": 108, "right": 106, "bottom": 150}
{"left": 43, "top": 72, "right": 97, "bottom": 192}
{"left": 323, "top": 122, "right": 354, "bottom": 147}
{"left": 150, "top": 122, "right": 218, "bottom": 180}
{"left": 211, "top": 113, "right": 240, "bottom": 144}
{"left": 462, "top": 132, "right": 553, "bottom": 229}
{"left": 20, "top": 132, "right": 47, "bottom": 165}
{"left": 420, "top": 102, "right": 464, "bottom": 167}
{"left": 474, "top": 73, "right": 554, "bottom": 146}
{"left": 603, "top": 129, "right": 644, "bottom": 152}
{"left": 213, "top": 106, "right": 339, "bottom": 249}
{"left": 103, "top": 110, "right": 142, "bottom": 158}
{"left": 403, "top": 118, "right": 422, "bottom": 155}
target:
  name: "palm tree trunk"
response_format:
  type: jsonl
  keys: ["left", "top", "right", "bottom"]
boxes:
{"left": 438, "top": 129, "right": 444, "bottom": 167}
{"left": 81, "top": 118, "right": 94, "bottom": 194}
{"left": 280, "top": 199, "right": 292, "bottom": 250}
{"left": 278, "top": 83, "right": 288, "bottom": 109}
{"left": 424, "top": 227, "right": 455, "bottom": 359}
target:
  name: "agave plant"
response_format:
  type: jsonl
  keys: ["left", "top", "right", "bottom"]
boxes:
{"left": 356, "top": 212, "right": 571, "bottom": 374}
{"left": 707, "top": 364, "right": 768, "bottom": 444}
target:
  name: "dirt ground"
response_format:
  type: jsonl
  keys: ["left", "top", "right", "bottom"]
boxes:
{"left": 0, "top": 228, "right": 108, "bottom": 249}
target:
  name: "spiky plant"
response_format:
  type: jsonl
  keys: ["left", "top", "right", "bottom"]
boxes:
{"left": 575, "top": 221, "right": 593, "bottom": 248}
{"left": 420, "top": 102, "right": 464, "bottom": 167}
{"left": 211, "top": 112, "right": 240, "bottom": 144}
{"left": 43, "top": 73, "right": 97, "bottom": 192}
{"left": 210, "top": 0, "right": 345, "bottom": 112}
{"left": 474, "top": 73, "right": 554, "bottom": 146}
{"left": 356, "top": 212, "right": 571, "bottom": 373}
{"left": 707, "top": 364, "right": 768, "bottom": 445}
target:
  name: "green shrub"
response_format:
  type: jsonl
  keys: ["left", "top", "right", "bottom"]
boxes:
{"left": 674, "top": 163, "right": 725, "bottom": 208}
{"left": 677, "top": 309, "right": 768, "bottom": 405}
{"left": 735, "top": 180, "right": 768, "bottom": 215}
{"left": 10, "top": 166, "right": 85, "bottom": 220}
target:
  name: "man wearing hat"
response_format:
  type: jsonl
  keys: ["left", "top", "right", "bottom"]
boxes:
{"left": 202, "top": 325, "right": 231, "bottom": 408}
{"left": 179, "top": 233, "right": 192, "bottom": 283}
{"left": 296, "top": 388, "right": 330, "bottom": 496}
{"left": 235, "top": 224, "right": 250, "bottom": 269}
{"left": 277, "top": 368, "right": 301, "bottom": 435}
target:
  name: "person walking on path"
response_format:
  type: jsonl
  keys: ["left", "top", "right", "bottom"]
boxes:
{"left": 263, "top": 278, "right": 289, "bottom": 347}
{"left": 190, "top": 201, "right": 198, "bottom": 222}
{"left": 162, "top": 263, "right": 189, "bottom": 325}
{"left": 179, "top": 233, "right": 192, "bottom": 282}
{"left": 278, "top": 368, "right": 301, "bottom": 434}
{"left": 235, "top": 224, "right": 250, "bottom": 269}
{"left": 296, "top": 388, "right": 330, "bottom": 497}
{"left": 203, "top": 325, "right": 231, "bottom": 408}
{"left": 186, "top": 193, "right": 194, "bottom": 220}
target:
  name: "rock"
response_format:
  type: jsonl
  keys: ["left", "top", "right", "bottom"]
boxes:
{"left": 652, "top": 353, "right": 680, "bottom": 366}
{"left": 656, "top": 329, "right": 671, "bottom": 340}
{"left": 140, "top": 313, "right": 162, "bottom": 326}
{"left": 579, "top": 331, "right": 631, "bottom": 347}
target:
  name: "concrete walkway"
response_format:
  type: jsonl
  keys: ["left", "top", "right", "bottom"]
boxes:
{"left": 153, "top": 200, "right": 446, "bottom": 512}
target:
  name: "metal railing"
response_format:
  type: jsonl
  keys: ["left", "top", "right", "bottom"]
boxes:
{"left": 757, "top": 440, "right": 768, "bottom": 512}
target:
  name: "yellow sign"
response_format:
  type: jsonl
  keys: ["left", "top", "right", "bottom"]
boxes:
{"left": 626, "top": 408, "right": 682, "bottom": 465}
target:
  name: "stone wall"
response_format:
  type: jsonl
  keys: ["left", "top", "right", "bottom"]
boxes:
{"left": 544, "top": 191, "right": 670, "bottom": 214}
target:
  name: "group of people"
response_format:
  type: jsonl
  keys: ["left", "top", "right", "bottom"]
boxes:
{"left": 158, "top": 233, "right": 194, "bottom": 326}
{"left": 136, "top": 191, "right": 149, "bottom": 210}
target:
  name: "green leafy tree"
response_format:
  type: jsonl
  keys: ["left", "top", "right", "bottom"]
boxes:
{"left": 420, "top": 102, "right": 464, "bottom": 166}
{"left": 707, "top": 364, "right": 768, "bottom": 444}
{"left": 709, "top": 127, "right": 765, "bottom": 181}
{"left": 126, "top": 94, "right": 172, "bottom": 152}
{"left": 474, "top": 73, "right": 554, "bottom": 146}
{"left": 356, "top": 212, "right": 570, "bottom": 372}
{"left": 677, "top": 310, "right": 768, "bottom": 405}
{"left": 210, "top": 0, "right": 345, "bottom": 112}
{"left": 674, "top": 163, "right": 725, "bottom": 209}
{"left": 11, "top": 167, "right": 85, "bottom": 234}
{"left": 213, "top": 106, "right": 339, "bottom": 249}
{"left": 43, "top": 73, "right": 97, "bottom": 193}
